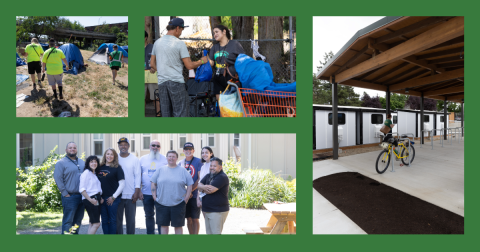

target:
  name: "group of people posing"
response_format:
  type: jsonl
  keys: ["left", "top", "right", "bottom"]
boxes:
{"left": 54, "top": 138, "right": 229, "bottom": 235}
{"left": 145, "top": 18, "right": 245, "bottom": 117}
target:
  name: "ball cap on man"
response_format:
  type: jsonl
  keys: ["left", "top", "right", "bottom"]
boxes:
{"left": 169, "top": 18, "right": 189, "bottom": 28}
{"left": 183, "top": 142, "right": 194, "bottom": 149}
{"left": 118, "top": 137, "right": 130, "bottom": 144}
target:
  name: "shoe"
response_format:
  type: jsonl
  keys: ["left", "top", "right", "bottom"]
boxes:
{"left": 59, "top": 93, "right": 63, "bottom": 99}
{"left": 33, "top": 83, "right": 36, "bottom": 89}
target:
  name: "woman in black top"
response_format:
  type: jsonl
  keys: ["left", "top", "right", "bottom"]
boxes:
{"left": 208, "top": 25, "right": 246, "bottom": 101}
{"left": 97, "top": 148, "right": 125, "bottom": 234}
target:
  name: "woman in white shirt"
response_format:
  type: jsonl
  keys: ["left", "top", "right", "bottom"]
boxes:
{"left": 197, "top": 147, "right": 214, "bottom": 208}
{"left": 79, "top": 155, "right": 104, "bottom": 234}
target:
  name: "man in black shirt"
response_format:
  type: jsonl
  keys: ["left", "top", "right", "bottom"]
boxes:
{"left": 197, "top": 157, "right": 229, "bottom": 234}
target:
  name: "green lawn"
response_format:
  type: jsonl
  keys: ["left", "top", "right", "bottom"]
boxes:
{"left": 16, "top": 211, "right": 63, "bottom": 231}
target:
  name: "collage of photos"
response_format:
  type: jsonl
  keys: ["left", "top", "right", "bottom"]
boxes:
{"left": 312, "top": 16, "right": 464, "bottom": 234}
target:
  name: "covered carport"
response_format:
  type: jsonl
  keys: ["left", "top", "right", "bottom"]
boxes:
{"left": 316, "top": 16, "right": 464, "bottom": 160}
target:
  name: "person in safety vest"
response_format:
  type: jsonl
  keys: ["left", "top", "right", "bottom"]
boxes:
{"left": 42, "top": 38, "right": 69, "bottom": 100}
{"left": 23, "top": 38, "right": 44, "bottom": 90}
{"left": 109, "top": 44, "right": 124, "bottom": 85}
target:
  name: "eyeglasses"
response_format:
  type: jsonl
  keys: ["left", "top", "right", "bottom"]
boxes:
{"left": 151, "top": 145, "right": 160, "bottom": 148}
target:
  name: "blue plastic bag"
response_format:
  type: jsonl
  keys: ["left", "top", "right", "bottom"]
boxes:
{"left": 195, "top": 49, "right": 212, "bottom": 82}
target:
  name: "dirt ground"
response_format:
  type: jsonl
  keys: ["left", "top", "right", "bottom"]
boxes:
{"left": 16, "top": 50, "right": 128, "bottom": 117}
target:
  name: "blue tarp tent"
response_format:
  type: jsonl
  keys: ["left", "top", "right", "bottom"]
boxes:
{"left": 16, "top": 52, "right": 26, "bottom": 66}
{"left": 58, "top": 43, "right": 85, "bottom": 75}
{"left": 40, "top": 43, "right": 49, "bottom": 51}
{"left": 121, "top": 45, "right": 128, "bottom": 53}
{"left": 88, "top": 43, "right": 128, "bottom": 65}
{"left": 235, "top": 54, "right": 296, "bottom": 93}
{"left": 16, "top": 74, "right": 29, "bottom": 85}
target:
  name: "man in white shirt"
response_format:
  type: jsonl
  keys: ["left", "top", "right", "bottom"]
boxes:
{"left": 139, "top": 140, "right": 167, "bottom": 234}
{"left": 116, "top": 137, "right": 141, "bottom": 234}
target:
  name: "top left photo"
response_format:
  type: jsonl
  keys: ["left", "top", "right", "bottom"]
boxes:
{"left": 16, "top": 16, "right": 129, "bottom": 117}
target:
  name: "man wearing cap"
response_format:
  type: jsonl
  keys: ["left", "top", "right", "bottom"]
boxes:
{"left": 109, "top": 44, "right": 124, "bottom": 85}
{"left": 177, "top": 142, "right": 203, "bottom": 234}
{"left": 139, "top": 140, "right": 167, "bottom": 234}
{"left": 116, "top": 137, "right": 141, "bottom": 234}
{"left": 23, "top": 38, "right": 44, "bottom": 90}
{"left": 53, "top": 142, "right": 86, "bottom": 234}
{"left": 150, "top": 18, "right": 208, "bottom": 117}
{"left": 42, "top": 38, "right": 69, "bottom": 100}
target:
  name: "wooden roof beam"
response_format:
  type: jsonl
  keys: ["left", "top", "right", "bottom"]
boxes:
{"left": 428, "top": 56, "right": 464, "bottom": 64}
{"left": 416, "top": 47, "right": 464, "bottom": 60}
{"left": 389, "top": 68, "right": 464, "bottom": 91}
{"left": 335, "top": 17, "right": 464, "bottom": 83}
{"left": 437, "top": 61, "right": 464, "bottom": 69}
{"left": 333, "top": 46, "right": 370, "bottom": 75}
{"left": 369, "top": 62, "right": 409, "bottom": 83}
{"left": 393, "top": 89, "right": 444, "bottom": 100}
{"left": 427, "top": 36, "right": 464, "bottom": 50}
{"left": 340, "top": 79, "right": 388, "bottom": 91}
{"left": 375, "top": 16, "right": 450, "bottom": 44}
{"left": 447, "top": 94, "right": 464, "bottom": 101}
{"left": 424, "top": 86, "right": 464, "bottom": 97}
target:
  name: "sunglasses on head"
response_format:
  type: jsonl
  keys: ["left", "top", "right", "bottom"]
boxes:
{"left": 151, "top": 145, "right": 160, "bottom": 148}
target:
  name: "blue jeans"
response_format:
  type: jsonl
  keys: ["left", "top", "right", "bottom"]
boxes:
{"left": 143, "top": 195, "right": 161, "bottom": 234}
{"left": 100, "top": 196, "right": 121, "bottom": 234}
{"left": 61, "top": 194, "right": 85, "bottom": 234}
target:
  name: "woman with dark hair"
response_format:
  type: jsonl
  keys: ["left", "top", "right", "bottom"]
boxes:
{"left": 197, "top": 147, "right": 214, "bottom": 208}
{"left": 79, "top": 155, "right": 103, "bottom": 234}
{"left": 97, "top": 148, "right": 125, "bottom": 234}
{"left": 383, "top": 114, "right": 395, "bottom": 143}
{"left": 208, "top": 25, "right": 246, "bottom": 100}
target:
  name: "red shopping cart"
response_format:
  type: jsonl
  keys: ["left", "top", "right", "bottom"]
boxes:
{"left": 228, "top": 82, "right": 296, "bottom": 117}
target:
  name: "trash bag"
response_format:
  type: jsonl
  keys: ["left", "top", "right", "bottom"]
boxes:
{"left": 195, "top": 49, "right": 212, "bottom": 83}
{"left": 16, "top": 53, "right": 27, "bottom": 66}
{"left": 219, "top": 90, "right": 243, "bottom": 117}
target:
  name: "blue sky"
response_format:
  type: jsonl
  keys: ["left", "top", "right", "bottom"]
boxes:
{"left": 62, "top": 16, "right": 128, "bottom": 27}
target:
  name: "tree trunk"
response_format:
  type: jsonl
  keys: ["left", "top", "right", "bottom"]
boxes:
{"left": 258, "top": 16, "right": 284, "bottom": 81}
{"left": 231, "top": 16, "right": 254, "bottom": 57}
{"left": 145, "top": 16, "right": 153, "bottom": 44}
{"left": 209, "top": 16, "right": 222, "bottom": 38}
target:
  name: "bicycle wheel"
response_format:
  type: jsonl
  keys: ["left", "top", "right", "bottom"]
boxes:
{"left": 401, "top": 144, "right": 415, "bottom": 165}
{"left": 376, "top": 149, "right": 391, "bottom": 174}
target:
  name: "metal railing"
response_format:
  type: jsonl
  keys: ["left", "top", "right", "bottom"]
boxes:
{"left": 387, "top": 132, "right": 414, "bottom": 172}
{"left": 418, "top": 127, "right": 464, "bottom": 149}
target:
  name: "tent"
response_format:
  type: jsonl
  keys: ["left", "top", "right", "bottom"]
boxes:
{"left": 58, "top": 43, "right": 85, "bottom": 75}
{"left": 88, "top": 43, "right": 128, "bottom": 65}
{"left": 121, "top": 45, "right": 128, "bottom": 53}
{"left": 16, "top": 52, "right": 26, "bottom": 66}
{"left": 40, "top": 43, "right": 49, "bottom": 51}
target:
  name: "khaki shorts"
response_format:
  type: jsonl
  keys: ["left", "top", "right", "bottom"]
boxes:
{"left": 47, "top": 73, "right": 63, "bottom": 86}
{"left": 145, "top": 83, "right": 158, "bottom": 100}
{"left": 204, "top": 211, "right": 229, "bottom": 234}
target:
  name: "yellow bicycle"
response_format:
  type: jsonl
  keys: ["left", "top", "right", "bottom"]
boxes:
{"left": 376, "top": 139, "right": 415, "bottom": 174}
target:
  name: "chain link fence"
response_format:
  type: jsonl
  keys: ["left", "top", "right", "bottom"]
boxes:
{"left": 156, "top": 16, "right": 296, "bottom": 84}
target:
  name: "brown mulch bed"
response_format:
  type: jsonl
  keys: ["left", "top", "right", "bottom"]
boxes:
{"left": 313, "top": 172, "right": 464, "bottom": 234}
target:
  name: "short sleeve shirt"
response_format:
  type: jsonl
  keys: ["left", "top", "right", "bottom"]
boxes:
{"left": 200, "top": 170, "right": 229, "bottom": 212}
{"left": 151, "top": 35, "right": 190, "bottom": 84}
{"left": 42, "top": 48, "right": 66, "bottom": 75}
{"left": 150, "top": 165, "right": 194, "bottom": 206}
{"left": 97, "top": 165, "right": 125, "bottom": 198}
{"left": 178, "top": 157, "right": 202, "bottom": 198}
{"left": 384, "top": 119, "right": 393, "bottom": 129}
{"left": 25, "top": 44, "right": 44, "bottom": 62}
{"left": 209, "top": 40, "right": 245, "bottom": 77}
{"left": 139, "top": 154, "right": 167, "bottom": 195}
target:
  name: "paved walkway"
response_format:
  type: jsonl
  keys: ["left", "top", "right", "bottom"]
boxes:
{"left": 313, "top": 139, "right": 464, "bottom": 234}
{"left": 17, "top": 202, "right": 271, "bottom": 235}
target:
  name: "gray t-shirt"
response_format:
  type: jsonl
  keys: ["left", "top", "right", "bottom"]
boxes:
{"left": 209, "top": 40, "right": 245, "bottom": 77}
{"left": 151, "top": 35, "right": 190, "bottom": 84}
{"left": 150, "top": 164, "right": 194, "bottom": 206}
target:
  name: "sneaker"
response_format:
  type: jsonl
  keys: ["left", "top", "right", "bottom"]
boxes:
{"left": 33, "top": 83, "right": 36, "bottom": 89}
{"left": 59, "top": 93, "right": 63, "bottom": 99}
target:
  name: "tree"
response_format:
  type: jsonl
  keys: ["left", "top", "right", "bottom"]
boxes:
{"left": 404, "top": 96, "right": 437, "bottom": 110}
{"left": 95, "top": 21, "right": 112, "bottom": 34}
{"left": 379, "top": 93, "right": 409, "bottom": 110}
{"left": 231, "top": 16, "right": 254, "bottom": 57}
{"left": 283, "top": 16, "right": 296, "bottom": 32}
{"left": 313, "top": 51, "right": 362, "bottom": 106}
{"left": 361, "top": 92, "right": 382, "bottom": 108}
{"left": 437, "top": 100, "right": 461, "bottom": 112}
{"left": 116, "top": 32, "right": 128, "bottom": 46}
{"left": 16, "top": 16, "right": 59, "bottom": 40}
{"left": 111, "top": 26, "right": 121, "bottom": 35}
{"left": 258, "top": 16, "right": 284, "bottom": 80}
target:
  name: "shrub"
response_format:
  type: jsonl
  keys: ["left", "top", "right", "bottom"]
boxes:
{"left": 16, "top": 146, "right": 85, "bottom": 212}
{"left": 223, "top": 158, "right": 296, "bottom": 209}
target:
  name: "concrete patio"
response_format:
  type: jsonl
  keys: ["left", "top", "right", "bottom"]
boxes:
{"left": 313, "top": 139, "right": 464, "bottom": 234}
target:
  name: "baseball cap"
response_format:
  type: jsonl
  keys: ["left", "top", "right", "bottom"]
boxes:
{"left": 118, "top": 137, "right": 129, "bottom": 144}
{"left": 169, "top": 18, "right": 189, "bottom": 28}
{"left": 183, "top": 142, "right": 194, "bottom": 149}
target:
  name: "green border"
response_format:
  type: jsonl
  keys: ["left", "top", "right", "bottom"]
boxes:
{"left": 6, "top": 0, "right": 476, "bottom": 248}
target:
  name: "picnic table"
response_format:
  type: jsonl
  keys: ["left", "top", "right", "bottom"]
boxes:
{"left": 244, "top": 203, "right": 296, "bottom": 234}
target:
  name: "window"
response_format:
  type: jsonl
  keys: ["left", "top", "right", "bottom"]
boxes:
{"left": 93, "top": 134, "right": 104, "bottom": 156}
{"left": 440, "top": 116, "right": 444, "bottom": 122}
{"left": 234, "top": 134, "right": 240, "bottom": 147}
{"left": 19, "top": 134, "right": 33, "bottom": 167}
{"left": 142, "top": 134, "right": 151, "bottom": 150}
{"left": 179, "top": 134, "right": 186, "bottom": 148}
{"left": 208, "top": 134, "right": 215, "bottom": 147}
{"left": 170, "top": 134, "right": 174, "bottom": 150}
{"left": 393, "top": 116, "right": 398, "bottom": 124}
{"left": 130, "top": 134, "right": 135, "bottom": 153}
{"left": 423, "top": 115, "right": 430, "bottom": 122}
{"left": 371, "top": 114, "right": 384, "bottom": 124}
{"left": 328, "top": 113, "right": 346, "bottom": 125}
